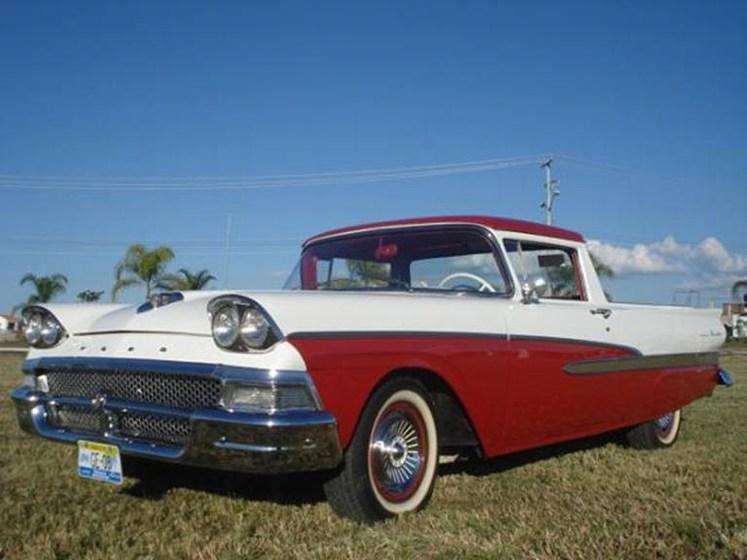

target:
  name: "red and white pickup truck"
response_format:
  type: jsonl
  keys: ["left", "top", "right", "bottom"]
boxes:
{"left": 11, "top": 215, "right": 731, "bottom": 522}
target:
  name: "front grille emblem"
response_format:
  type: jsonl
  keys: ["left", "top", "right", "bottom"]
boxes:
{"left": 91, "top": 391, "right": 107, "bottom": 411}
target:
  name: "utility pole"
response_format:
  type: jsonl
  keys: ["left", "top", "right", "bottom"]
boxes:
{"left": 540, "top": 158, "right": 560, "bottom": 225}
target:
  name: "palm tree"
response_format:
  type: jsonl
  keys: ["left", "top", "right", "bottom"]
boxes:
{"left": 112, "top": 244, "right": 175, "bottom": 301}
{"left": 19, "top": 273, "right": 68, "bottom": 306}
{"left": 157, "top": 268, "right": 216, "bottom": 291}
{"left": 732, "top": 280, "right": 747, "bottom": 303}
{"left": 77, "top": 289, "right": 105, "bottom": 302}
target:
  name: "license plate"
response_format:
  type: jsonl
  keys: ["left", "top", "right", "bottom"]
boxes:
{"left": 77, "top": 440, "right": 123, "bottom": 485}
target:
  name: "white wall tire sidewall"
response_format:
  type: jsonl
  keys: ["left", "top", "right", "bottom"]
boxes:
{"left": 656, "top": 409, "right": 681, "bottom": 445}
{"left": 368, "top": 389, "right": 438, "bottom": 515}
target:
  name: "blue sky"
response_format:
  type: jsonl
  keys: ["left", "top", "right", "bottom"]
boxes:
{"left": 1, "top": 1, "right": 745, "bottom": 312}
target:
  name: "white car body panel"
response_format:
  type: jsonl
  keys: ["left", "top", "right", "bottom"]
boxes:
{"left": 27, "top": 225, "right": 725, "bottom": 363}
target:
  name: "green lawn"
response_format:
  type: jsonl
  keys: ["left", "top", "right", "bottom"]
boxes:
{"left": 1, "top": 353, "right": 745, "bottom": 559}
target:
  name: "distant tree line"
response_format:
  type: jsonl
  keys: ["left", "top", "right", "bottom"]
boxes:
{"left": 15, "top": 243, "right": 216, "bottom": 310}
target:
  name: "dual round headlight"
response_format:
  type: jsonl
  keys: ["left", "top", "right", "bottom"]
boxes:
{"left": 210, "top": 299, "right": 275, "bottom": 351}
{"left": 22, "top": 307, "right": 66, "bottom": 348}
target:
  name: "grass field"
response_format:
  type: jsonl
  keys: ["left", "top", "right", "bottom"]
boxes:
{"left": 1, "top": 353, "right": 745, "bottom": 559}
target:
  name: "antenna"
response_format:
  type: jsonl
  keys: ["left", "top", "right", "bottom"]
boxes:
{"left": 540, "top": 158, "right": 560, "bottom": 225}
{"left": 223, "top": 214, "right": 232, "bottom": 288}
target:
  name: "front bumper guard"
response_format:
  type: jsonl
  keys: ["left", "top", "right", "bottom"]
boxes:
{"left": 11, "top": 385, "right": 343, "bottom": 475}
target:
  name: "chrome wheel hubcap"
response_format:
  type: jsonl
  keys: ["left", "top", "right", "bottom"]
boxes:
{"left": 369, "top": 403, "right": 426, "bottom": 502}
{"left": 656, "top": 413, "right": 673, "bottom": 431}
{"left": 655, "top": 411, "right": 676, "bottom": 440}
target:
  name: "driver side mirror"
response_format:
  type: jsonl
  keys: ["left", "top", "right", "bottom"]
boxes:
{"left": 520, "top": 275, "right": 548, "bottom": 304}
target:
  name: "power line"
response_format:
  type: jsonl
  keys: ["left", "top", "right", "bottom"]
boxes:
{"left": 0, "top": 249, "right": 297, "bottom": 257}
{"left": 0, "top": 237, "right": 302, "bottom": 248}
{"left": 0, "top": 154, "right": 546, "bottom": 191}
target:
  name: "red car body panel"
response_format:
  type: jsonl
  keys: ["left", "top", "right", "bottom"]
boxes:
{"left": 289, "top": 334, "right": 718, "bottom": 456}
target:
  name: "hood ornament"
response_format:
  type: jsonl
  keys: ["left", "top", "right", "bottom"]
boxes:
{"left": 136, "top": 292, "right": 184, "bottom": 313}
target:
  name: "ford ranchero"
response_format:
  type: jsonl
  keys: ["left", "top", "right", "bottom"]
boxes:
{"left": 11, "top": 216, "right": 733, "bottom": 522}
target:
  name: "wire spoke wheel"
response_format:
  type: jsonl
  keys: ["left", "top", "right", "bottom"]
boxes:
{"left": 625, "top": 408, "right": 682, "bottom": 449}
{"left": 324, "top": 380, "right": 438, "bottom": 522}
{"left": 653, "top": 410, "right": 681, "bottom": 445}
{"left": 368, "top": 402, "right": 427, "bottom": 503}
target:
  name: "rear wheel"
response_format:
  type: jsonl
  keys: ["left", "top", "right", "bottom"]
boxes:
{"left": 625, "top": 409, "right": 682, "bottom": 449}
{"left": 324, "top": 378, "right": 438, "bottom": 523}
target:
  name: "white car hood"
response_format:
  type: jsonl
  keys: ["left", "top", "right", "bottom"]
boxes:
{"left": 41, "top": 290, "right": 507, "bottom": 338}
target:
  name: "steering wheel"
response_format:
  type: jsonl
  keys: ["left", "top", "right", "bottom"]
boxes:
{"left": 437, "top": 272, "right": 496, "bottom": 293}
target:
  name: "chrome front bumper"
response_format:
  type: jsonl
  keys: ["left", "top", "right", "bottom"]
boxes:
{"left": 10, "top": 360, "right": 343, "bottom": 475}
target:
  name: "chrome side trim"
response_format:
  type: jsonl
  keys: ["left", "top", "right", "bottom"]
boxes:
{"left": 288, "top": 331, "right": 642, "bottom": 356}
{"left": 563, "top": 352, "right": 719, "bottom": 375}
{"left": 510, "top": 335, "right": 641, "bottom": 356}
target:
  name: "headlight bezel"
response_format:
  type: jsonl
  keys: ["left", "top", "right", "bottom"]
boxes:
{"left": 208, "top": 295, "right": 282, "bottom": 353}
{"left": 21, "top": 306, "right": 67, "bottom": 349}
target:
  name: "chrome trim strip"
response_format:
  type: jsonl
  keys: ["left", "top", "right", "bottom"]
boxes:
{"left": 214, "top": 440, "right": 280, "bottom": 453}
{"left": 73, "top": 330, "right": 211, "bottom": 338}
{"left": 47, "top": 395, "right": 194, "bottom": 419}
{"left": 563, "top": 352, "right": 719, "bottom": 375}
{"left": 288, "top": 331, "right": 641, "bottom": 355}
{"left": 511, "top": 335, "right": 642, "bottom": 356}
{"left": 23, "top": 356, "right": 303, "bottom": 379}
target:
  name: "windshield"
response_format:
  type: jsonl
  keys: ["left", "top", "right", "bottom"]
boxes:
{"left": 283, "top": 227, "right": 511, "bottom": 295}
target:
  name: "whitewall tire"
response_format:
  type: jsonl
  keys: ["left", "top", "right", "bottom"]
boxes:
{"left": 625, "top": 409, "right": 682, "bottom": 449}
{"left": 324, "top": 379, "right": 438, "bottom": 523}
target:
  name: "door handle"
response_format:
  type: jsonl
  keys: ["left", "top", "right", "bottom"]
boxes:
{"left": 590, "top": 308, "right": 612, "bottom": 319}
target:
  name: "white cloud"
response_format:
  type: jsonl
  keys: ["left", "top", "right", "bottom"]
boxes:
{"left": 586, "top": 240, "right": 680, "bottom": 274}
{"left": 695, "top": 237, "right": 747, "bottom": 273}
{"left": 587, "top": 236, "right": 747, "bottom": 290}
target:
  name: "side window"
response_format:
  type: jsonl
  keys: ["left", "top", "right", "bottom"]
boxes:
{"left": 503, "top": 240, "right": 585, "bottom": 300}
{"left": 410, "top": 253, "right": 509, "bottom": 294}
{"left": 320, "top": 258, "right": 391, "bottom": 289}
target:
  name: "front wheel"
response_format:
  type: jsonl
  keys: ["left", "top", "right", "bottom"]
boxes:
{"left": 324, "top": 378, "right": 439, "bottom": 523}
{"left": 624, "top": 409, "right": 682, "bottom": 449}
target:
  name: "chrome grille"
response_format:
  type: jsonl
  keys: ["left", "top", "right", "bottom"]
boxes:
{"left": 53, "top": 405, "right": 101, "bottom": 434}
{"left": 49, "top": 404, "right": 191, "bottom": 447}
{"left": 44, "top": 367, "right": 221, "bottom": 410}
{"left": 119, "top": 413, "right": 191, "bottom": 446}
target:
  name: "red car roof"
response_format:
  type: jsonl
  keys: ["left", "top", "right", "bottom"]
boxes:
{"left": 304, "top": 215, "right": 585, "bottom": 245}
